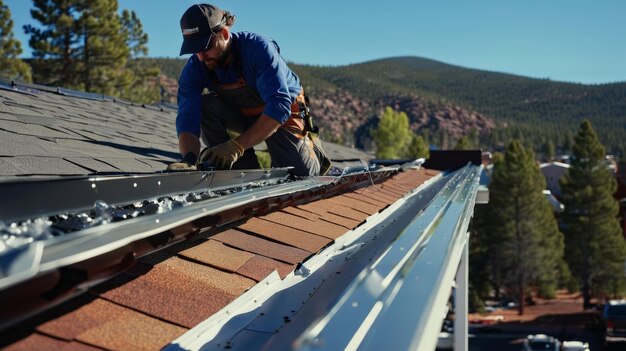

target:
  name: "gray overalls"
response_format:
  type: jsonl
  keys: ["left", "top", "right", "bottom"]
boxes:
{"left": 199, "top": 45, "right": 322, "bottom": 177}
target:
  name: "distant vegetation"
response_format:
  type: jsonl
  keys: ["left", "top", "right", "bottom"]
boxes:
{"left": 0, "top": 0, "right": 31, "bottom": 82}
{"left": 143, "top": 56, "right": 626, "bottom": 156}
{"left": 289, "top": 57, "right": 626, "bottom": 156}
{"left": 471, "top": 121, "right": 626, "bottom": 312}
{"left": 2, "top": 0, "right": 624, "bottom": 156}
{"left": 134, "top": 57, "right": 186, "bottom": 81}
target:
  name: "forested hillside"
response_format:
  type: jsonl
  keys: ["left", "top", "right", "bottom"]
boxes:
{"left": 139, "top": 56, "right": 626, "bottom": 155}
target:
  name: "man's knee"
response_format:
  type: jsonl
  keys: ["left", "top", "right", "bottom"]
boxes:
{"left": 267, "top": 128, "right": 320, "bottom": 177}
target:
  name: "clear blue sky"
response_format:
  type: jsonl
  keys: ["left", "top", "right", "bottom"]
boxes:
{"left": 5, "top": 0, "right": 626, "bottom": 84}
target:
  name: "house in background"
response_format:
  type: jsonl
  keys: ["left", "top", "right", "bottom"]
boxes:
{"left": 540, "top": 162, "right": 571, "bottom": 198}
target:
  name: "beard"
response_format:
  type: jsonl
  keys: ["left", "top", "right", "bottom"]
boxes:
{"left": 204, "top": 45, "right": 231, "bottom": 71}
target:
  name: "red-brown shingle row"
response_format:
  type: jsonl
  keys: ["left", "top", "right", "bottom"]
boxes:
{"left": 2, "top": 168, "right": 438, "bottom": 351}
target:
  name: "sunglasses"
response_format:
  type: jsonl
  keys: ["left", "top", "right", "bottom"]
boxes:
{"left": 201, "top": 28, "right": 222, "bottom": 52}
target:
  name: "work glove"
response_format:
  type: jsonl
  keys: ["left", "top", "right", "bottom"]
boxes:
{"left": 198, "top": 139, "right": 245, "bottom": 170}
{"left": 166, "top": 152, "right": 197, "bottom": 172}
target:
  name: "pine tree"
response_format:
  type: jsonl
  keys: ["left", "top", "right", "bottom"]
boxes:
{"left": 24, "top": 0, "right": 83, "bottom": 87}
{"left": 563, "top": 131, "right": 574, "bottom": 155}
{"left": 24, "top": 0, "right": 158, "bottom": 102}
{"left": 402, "top": 134, "right": 429, "bottom": 159}
{"left": 0, "top": 0, "right": 31, "bottom": 82}
{"left": 454, "top": 136, "right": 473, "bottom": 150}
{"left": 120, "top": 9, "right": 160, "bottom": 103}
{"left": 121, "top": 9, "right": 147, "bottom": 57}
{"left": 79, "top": 0, "right": 130, "bottom": 95}
{"left": 373, "top": 107, "right": 411, "bottom": 159}
{"left": 484, "top": 140, "right": 565, "bottom": 315}
{"left": 543, "top": 140, "right": 555, "bottom": 162}
{"left": 560, "top": 120, "right": 626, "bottom": 308}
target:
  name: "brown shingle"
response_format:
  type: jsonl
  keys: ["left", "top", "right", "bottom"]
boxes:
{"left": 75, "top": 306, "right": 186, "bottom": 351}
{"left": 160, "top": 256, "right": 255, "bottom": 296}
{"left": 359, "top": 186, "right": 400, "bottom": 202}
{"left": 98, "top": 268, "right": 236, "bottom": 328}
{"left": 294, "top": 203, "right": 326, "bottom": 216}
{"left": 261, "top": 211, "right": 347, "bottom": 239}
{"left": 319, "top": 213, "right": 361, "bottom": 229}
{"left": 281, "top": 206, "right": 320, "bottom": 221}
{"left": 237, "top": 218, "right": 331, "bottom": 252}
{"left": 328, "top": 195, "right": 382, "bottom": 214}
{"left": 301, "top": 200, "right": 370, "bottom": 222}
{"left": 178, "top": 239, "right": 255, "bottom": 272}
{"left": 2, "top": 333, "right": 69, "bottom": 351}
{"left": 61, "top": 341, "right": 105, "bottom": 351}
{"left": 60, "top": 341, "right": 104, "bottom": 351}
{"left": 36, "top": 297, "right": 127, "bottom": 341}
{"left": 236, "top": 256, "right": 295, "bottom": 281}
{"left": 36, "top": 298, "right": 185, "bottom": 351}
{"left": 382, "top": 182, "right": 414, "bottom": 193}
{"left": 341, "top": 192, "right": 390, "bottom": 207}
{"left": 211, "top": 229, "right": 310, "bottom": 264}
{"left": 425, "top": 169, "right": 440, "bottom": 177}
{"left": 378, "top": 185, "right": 406, "bottom": 197}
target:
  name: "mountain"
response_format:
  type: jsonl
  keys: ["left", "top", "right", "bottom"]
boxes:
{"left": 143, "top": 56, "right": 626, "bottom": 154}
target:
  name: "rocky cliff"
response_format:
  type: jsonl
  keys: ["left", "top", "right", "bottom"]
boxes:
{"left": 159, "top": 75, "right": 495, "bottom": 150}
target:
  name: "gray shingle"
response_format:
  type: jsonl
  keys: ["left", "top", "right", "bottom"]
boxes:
{"left": 5, "top": 156, "right": 90, "bottom": 175}
{"left": 0, "top": 120, "right": 73, "bottom": 139}
{"left": 136, "top": 158, "right": 170, "bottom": 172}
{"left": 65, "top": 157, "right": 122, "bottom": 173}
{"left": 0, "top": 140, "right": 52, "bottom": 157}
{"left": 95, "top": 158, "right": 157, "bottom": 173}
{"left": 0, "top": 157, "right": 26, "bottom": 176}
{"left": 0, "top": 82, "right": 363, "bottom": 177}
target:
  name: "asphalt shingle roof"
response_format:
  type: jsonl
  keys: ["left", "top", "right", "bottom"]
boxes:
{"left": 0, "top": 82, "right": 371, "bottom": 177}
{"left": 0, "top": 84, "right": 180, "bottom": 176}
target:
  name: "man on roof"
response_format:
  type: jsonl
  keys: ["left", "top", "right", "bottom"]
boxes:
{"left": 167, "top": 3, "right": 330, "bottom": 176}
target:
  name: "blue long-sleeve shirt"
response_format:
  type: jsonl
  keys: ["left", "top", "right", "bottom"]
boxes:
{"left": 176, "top": 31, "right": 302, "bottom": 137}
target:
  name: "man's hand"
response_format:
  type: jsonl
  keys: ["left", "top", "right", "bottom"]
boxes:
{"left": 198, "top": 139, "right": 245, "bottom": 170}
{"left": 166, "top": 152, "right": 197, "bottom": 172}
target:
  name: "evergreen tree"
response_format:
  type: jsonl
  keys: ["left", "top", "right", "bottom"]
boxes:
{"left": 24, "top": 0, "right": 158, "bottom": 103}
{"left": 121, "top": 9, "right": 147, "bottom": 57}
{"left": 560, "top": 120, "right": 626, "bottom": 308}
{"left": 120, "top": 9, "right": 160, "bottom": 103}
{"left": 469, "top": 203, "right": 496, "bottom": 302}
{"left": 484, "top": 140, "right": 564, "bottom": 315}
{"left": 0, "top": 0, "right": 31, "bottom": 82}
{"left": 563, "top": 131, "right": 574, "bottom": 155}
{"left": 437, "top": 129, "right": 450, "bottom": 150}
{"left": 468, "top": 127, "right": 479, "bottom": 148}
{"left": 402, "top": 134, "right": 429, "bottom": 159}
{"left": 543, "top": 140, "right": 555, "bottom": 162}
{"left": 373, "top": 107, "right": 411, "bottom": 159}
{"left": 24, "top": 0, "right": 83, "bottom": 87}
{"left": 79, "top": 0, "right": 130, "bottom": 95}
{"left": 454, "top": 136, "right": 473, "bottom": 150}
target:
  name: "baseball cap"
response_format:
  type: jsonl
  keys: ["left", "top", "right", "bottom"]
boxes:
{"left": 179, "top": 4, "right": 226, "bottom": 56}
